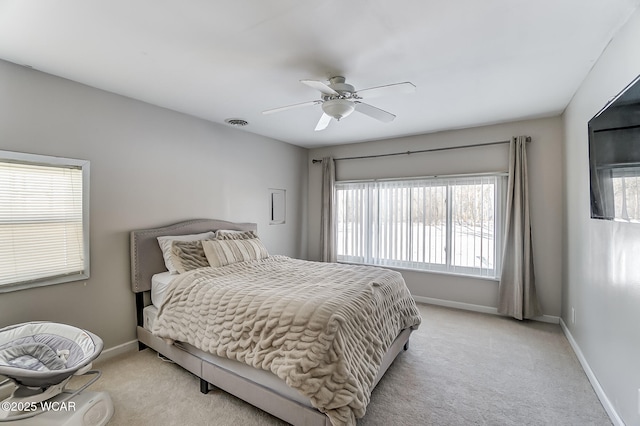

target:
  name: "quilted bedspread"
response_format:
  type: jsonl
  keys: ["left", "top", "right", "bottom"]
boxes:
{"left": 151, "top": 255, "right": 421, "bottom": 426}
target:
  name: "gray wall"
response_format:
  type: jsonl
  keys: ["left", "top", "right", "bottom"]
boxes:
{"left": 563, "top": 8, "right": 640, "bottom": 425}
{"left": 308, "top": 116, "right": 564, "bottom": 318}
{"left": 0, "top": 59, "right": 308, "bottom": 350}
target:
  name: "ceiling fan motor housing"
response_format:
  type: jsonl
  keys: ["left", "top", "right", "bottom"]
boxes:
{"left": 327, "top": 76, "right": 356, "bottom": 98}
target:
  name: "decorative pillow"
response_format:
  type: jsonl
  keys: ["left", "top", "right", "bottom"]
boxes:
{"left": 202, "top": 236, "right": 269, "bottom": 268}
{"left": 170, "top": 240, "right": 209, "bottom": 274}
{"left": 214, "top": 229, "right": 246, "bottom": 239}
{"left": 157, "top": 231, "right": 215, "bottom": 274}
{"left": 214, "top": 230, "right": 259, "bottom": 240}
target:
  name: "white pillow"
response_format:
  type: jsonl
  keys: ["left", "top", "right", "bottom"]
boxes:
{"left": 157, "top": 231, "right": 215, "bottom": 274}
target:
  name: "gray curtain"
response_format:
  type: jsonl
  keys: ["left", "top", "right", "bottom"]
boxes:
{"left": 320, "top": 157, "right": 337, "bottom": 262}
{"left": 498, "top": 136, "right": 542, "bottom": 320}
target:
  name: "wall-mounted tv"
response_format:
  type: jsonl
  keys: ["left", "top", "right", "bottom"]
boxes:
{"left": 589, "top": 74, "right": 640, "bottom": 222}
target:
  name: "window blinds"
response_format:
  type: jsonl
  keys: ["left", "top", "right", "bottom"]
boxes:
{"left": 0, "top": 160, "right": 86, "bottom": 288}
{"left": 335, "top": 174, "right": 505, "bottom": 278}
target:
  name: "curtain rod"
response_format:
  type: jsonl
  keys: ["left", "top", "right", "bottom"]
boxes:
{"left": 311, "top": 136, "right": 531, "bottom": 164}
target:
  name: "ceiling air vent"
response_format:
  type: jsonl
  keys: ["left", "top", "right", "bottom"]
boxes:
{"left": 224, "top": 118, "right": 249, "bottom": 127}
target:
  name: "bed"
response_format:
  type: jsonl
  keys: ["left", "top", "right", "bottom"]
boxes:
{"left": 130, "top": 219, "right": 421, "bottom": 426}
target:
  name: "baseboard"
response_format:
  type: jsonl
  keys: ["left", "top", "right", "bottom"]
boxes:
{"left": 559, "top": 319, "right": 624, "bottom": 426}
{"left": 413, "top": 296, "right": 560, "bottom": 324}
{"left": 95, "top": 339, "right": 138, "bottom": 364}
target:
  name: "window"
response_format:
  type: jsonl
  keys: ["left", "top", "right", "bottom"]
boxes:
{"left": 335, "top": 174, "right": 506, "bottom": 278}
{"left": 0, "top": 150, "right": 90, "bottom": 293}
{"left": 611, "top": 167, "right": 640, "bottom": 222}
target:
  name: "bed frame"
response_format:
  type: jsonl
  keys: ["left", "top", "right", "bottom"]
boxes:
{"left": 130, "top": 219, "right": 413, "bottom": 426}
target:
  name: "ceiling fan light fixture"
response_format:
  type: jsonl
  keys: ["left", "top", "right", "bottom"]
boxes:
{"left": 321, "top": 99, "right": 355, "bottom": 121}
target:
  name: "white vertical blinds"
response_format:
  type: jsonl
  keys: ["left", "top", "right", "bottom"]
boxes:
{"left": 335, "top": 174, "right": 505, "bottom": 278}
{"left": 448, "top": 176, "right": 501, "bottom": 277}
{"left": 336, "top": 182, "right": 368, "bottom": 263}
{"left": 409, "top": 180, "right": 446, "bottom": 268}
{"left": 0, "top": 152, "right": 90, "bottom": 291}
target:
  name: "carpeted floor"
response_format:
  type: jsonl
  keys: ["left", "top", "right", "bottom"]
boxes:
{"left": 80, "top": 304, "right": 611, "bottom": 425}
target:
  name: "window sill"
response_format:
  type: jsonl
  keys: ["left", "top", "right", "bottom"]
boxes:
{"left": 337, "top": 260, "right": 500, "bottom": 282}
{"left": 0, "top": 272, "right": 90, "bottom": 294}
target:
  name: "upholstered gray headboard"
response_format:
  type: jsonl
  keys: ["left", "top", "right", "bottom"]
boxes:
{"left": 130, "top": 219, "right": 257, "bottom": 293}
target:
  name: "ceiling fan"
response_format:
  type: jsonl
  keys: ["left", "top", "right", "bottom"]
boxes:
{"left": 262, "top": 76, "right": 416, "bottom": 131}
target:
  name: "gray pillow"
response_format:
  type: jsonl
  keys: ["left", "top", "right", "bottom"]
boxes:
{"left": 170, "top": 240, "right": 209, "bottom": 273}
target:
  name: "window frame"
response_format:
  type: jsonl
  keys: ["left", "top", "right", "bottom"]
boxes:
{"left": 0, "top": 150, "right": 90, "bottom": 293}
{"left": 335, "top": 172, "right": 506, "bottom": 280}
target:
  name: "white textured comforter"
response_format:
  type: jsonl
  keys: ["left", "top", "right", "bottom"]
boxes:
{"left": 151, "top": 255, "right": 421, "bottom": 426}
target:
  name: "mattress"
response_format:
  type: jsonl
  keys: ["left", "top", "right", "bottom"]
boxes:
{"left": 150, "top": 272, "right": 174, "bottom": 308}
{"left": 142, "top": 305, "right": 311, "bottom": 407}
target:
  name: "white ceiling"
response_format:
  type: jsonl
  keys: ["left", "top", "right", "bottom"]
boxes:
{"left": 1, "top": 1, "right": 639, "bottom": 149}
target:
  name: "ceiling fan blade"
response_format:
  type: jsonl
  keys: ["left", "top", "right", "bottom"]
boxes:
{"left": 354, "top": 102, "right": 396, "bottom": 123}
{"left": 301, "top": 79, "right": 339, "bottom": 96}
{"left": 356, "top": 82, "right": 416, "bottom": 99}
{"left": 314, "top": 113, "right": 332, "bottom": 131}
{"left": 262, "top": 100, "right": 321, "bottom": 115}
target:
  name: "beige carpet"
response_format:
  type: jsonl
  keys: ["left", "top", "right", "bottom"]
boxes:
{"left": 79, "top": 304, "right": 611, "bottom": 425}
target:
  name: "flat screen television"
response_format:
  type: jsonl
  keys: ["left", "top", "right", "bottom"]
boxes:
{"left": 589, "top": 74, "right": 640, "bottom": 222}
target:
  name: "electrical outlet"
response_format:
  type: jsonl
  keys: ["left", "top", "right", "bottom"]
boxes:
{"left": 571, "top": 307, "right": 576, "bottom": 325}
